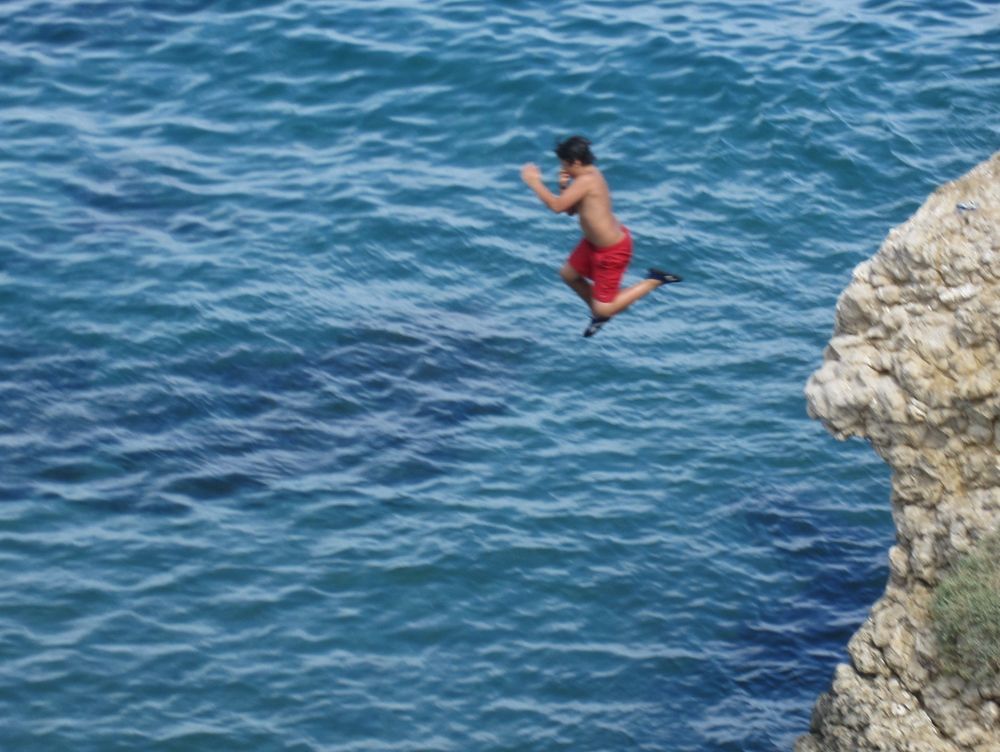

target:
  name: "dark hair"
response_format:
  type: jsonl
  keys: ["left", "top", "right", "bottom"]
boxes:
{"left": 554, "top": 135, "right": 595, "bottom": 165}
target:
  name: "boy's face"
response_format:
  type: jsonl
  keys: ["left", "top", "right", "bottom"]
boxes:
{"left": 560, "top": 159, "right": 585, "bottom": 176}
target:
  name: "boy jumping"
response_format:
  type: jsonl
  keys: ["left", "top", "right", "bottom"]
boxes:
{"left": 521, "top": 136, "right": 680, "bottom": 337}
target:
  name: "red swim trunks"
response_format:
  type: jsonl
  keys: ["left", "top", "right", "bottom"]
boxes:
{"left": 567, "top": 226, "right": 632, "bottom": 303}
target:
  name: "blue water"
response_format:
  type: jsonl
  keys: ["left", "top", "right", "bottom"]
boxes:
{"left": 2, "top": 1, "right": 998, "bottom": 749}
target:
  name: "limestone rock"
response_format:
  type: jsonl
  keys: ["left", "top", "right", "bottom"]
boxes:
{"left": 797, "top": 152, "right": 1000, "bottom": 752}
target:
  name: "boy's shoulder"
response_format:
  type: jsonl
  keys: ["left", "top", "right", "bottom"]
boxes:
{"left": 583, "top": 167, "right": 609, "bottom": 192}
{"left": 578, "top": 167, "right": 604, "bottom": 186}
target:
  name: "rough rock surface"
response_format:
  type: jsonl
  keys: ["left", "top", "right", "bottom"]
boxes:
{"left": 798, "top": 152, "right": 1000, "bottom": 752}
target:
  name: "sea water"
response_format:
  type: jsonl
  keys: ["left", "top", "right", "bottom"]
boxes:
{"left": 1, "top": 1, "right": 998, "bottom": 750}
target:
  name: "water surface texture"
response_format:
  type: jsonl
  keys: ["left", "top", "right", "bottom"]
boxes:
{"left": 2, "top": 1, "right": 999, "bottom": 750}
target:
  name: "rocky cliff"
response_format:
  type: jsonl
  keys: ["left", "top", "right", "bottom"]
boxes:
{"left": 798, "top": 152, "right": 1000, "bottom": 752}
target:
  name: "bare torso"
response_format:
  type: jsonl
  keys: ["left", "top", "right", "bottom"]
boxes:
{"left": 572, "top": 167, "right": 623, "bottom": 247}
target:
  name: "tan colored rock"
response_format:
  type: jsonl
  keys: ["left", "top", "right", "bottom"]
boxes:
{"left": 798, "top": 152, "right": 1000, "bottom": 751}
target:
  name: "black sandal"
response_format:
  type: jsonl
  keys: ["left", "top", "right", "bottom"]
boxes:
{"left": 647, "top": 268, "right": 682, "bottom": 284}
{"left": 583, "top": 316, "right": 611, "bottom": 338}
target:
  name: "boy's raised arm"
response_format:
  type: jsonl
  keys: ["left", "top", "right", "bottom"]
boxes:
{"left": 521, "top": 163, "right": 587, "bottom": 214}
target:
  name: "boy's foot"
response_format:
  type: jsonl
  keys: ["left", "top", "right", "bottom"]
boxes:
{"left": 647, "top": 268, "right": 682, "bottom": 284}
{"left": 583, "top": 316, "right": 611, "bottom": 338}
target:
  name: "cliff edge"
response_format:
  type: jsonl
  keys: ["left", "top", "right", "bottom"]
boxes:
{"left": 798, "top": 152, "right": 1000, "bottom": 752}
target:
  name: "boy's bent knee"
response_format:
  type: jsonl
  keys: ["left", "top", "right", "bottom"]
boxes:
{"left": 590, "top": 300, "right": 616, "bottom": 318}
{"left": 559, "top": 264, "right": 580, "bottom": 283}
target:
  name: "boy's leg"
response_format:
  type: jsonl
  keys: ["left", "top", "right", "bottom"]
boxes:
{"left": 559, "top": 263, "right": 593, "bottom": 307}
{"left": 590, "top": 277, "right": 663, "bottom": 319}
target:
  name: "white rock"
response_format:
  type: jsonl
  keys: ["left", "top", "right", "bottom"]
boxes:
{"left": 798, "top": 151, "right": 1000, "bottom": 752}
